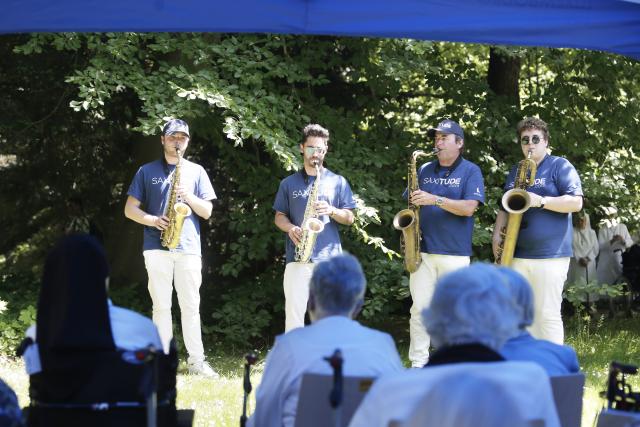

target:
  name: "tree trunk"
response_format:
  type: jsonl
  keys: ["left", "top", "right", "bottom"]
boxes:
{"left": 488, "top": 47, "right": 521, "bottom": 108}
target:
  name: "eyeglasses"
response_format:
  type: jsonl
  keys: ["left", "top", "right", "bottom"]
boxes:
{"left": 304, "top": 146, "right": 326, "bottom": 156}
{"left": 520, "top": 135, "right": 543, "bottom": 145}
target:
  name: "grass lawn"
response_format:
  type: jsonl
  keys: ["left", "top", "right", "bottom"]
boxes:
{"left": 2, "top": 313, "right": 639, "bottom": 426}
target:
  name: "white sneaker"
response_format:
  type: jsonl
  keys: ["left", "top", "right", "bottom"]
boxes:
{"left": 188, "top": 361, "right": 219, "bottom": 378}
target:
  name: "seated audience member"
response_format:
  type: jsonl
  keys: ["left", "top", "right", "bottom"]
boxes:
{"left": 400, "top": 365, "right": 547, "bottom": 427}
{"left": 499, "top": 267, "right": 580, "bottom": 376}
{"left": 0, "top": 378, "right": 24, "bottom": 427}
{"left": 22, "top": 234, "right": 163, "bottom": 375}
{"left": 248, "top": 253, "right": 403, "bottom": 427}
{"left": 348, "top": 263, "right": 560, "bottom": 427}
{"left": 422, "top": 262, "right": 521, "bottom": 366}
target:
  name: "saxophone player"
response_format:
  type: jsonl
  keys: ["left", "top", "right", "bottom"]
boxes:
{"left": 273, "top": 124, "right": 356, "bottom": 332}
{"left": 124, "top": 119, "right": 218, "bottom": 377}
{"left": 492, "top": 117, "right": 583, "bottom": 345}
{"left": 406, "top": 119, "right": 485, "bottom": 368}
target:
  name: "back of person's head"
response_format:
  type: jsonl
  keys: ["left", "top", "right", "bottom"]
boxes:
{"left": 497, "top": 267, "right": 534, "bottom": 329}
{"left": 0, "top": 378, "right": 23, "bottom": 427}
{"left": 37, "top": 234, "right": 114, "bottom": 360}
{"left": 309, "top": 253, "right": 366, "bottom": 319}
{"left": 422, "top": 263, "right": 520, "bottom": 350}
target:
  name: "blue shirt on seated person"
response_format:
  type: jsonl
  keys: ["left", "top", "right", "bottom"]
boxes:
{"left": 498, "top": 267, "right": 579, "bottom": 376}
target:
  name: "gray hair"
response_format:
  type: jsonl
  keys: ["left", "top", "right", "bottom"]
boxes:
{"left": 309, "top": 253, "right": 366, "bottom": 316}
{"left": 422, "top": 263, "right": 520, "bottom": 350}
{"left": 497, "top": 267, "right": 534, "bottom": 329}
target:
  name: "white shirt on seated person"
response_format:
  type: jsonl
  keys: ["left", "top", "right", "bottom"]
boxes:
{"left": 348, "top": 361, "right": 560, "bottom": 427}
{"left": 23, "top": 300, "right": 163, "bottom": 375}
{"left": 247, "top": 315, "right": 403, "bottom": 427}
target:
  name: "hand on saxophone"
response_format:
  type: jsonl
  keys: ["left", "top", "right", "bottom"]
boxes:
{"left": 175, "top": 185, "right": 194, "bottom": 204}
{"left": 527, "top": 192, "right": 544, "bottom": 208}
{"left": 153, "top": 215, "right": 170, "bottom": 231}
{"left": 287, "top": 226, "right": 303, "bottom": 246}
{"left": 314, "top": 200, "right": 335, "bottom": 216}
{"left": 410, "top": 190, "right": 437, "bottom": 206}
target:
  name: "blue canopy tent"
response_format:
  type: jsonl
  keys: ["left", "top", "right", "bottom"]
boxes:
{"left": 1, "top": 0, "right": 640, "bottom": 59}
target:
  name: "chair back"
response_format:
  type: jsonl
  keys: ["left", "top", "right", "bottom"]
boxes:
{"left": 26, "top": 346, "right": 178, "bottom": 427}
{"left": 596, "top": 409, "right": 640, "bottom": 427}
{"left": 294, "top": 374, "right": 374, "bottom": 427}
{"left": 550, "top": 373, "right": 585, "bottom": 427}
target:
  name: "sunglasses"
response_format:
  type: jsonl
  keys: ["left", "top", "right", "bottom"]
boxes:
{"left": 520, "top": 135, "right": 543, "bottom": 145}
{"left": 304, "top": 146, "right": 326, "bottom": 156}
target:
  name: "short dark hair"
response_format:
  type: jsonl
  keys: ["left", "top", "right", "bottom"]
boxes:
{"left": 516, "top": 117, "right": 549, "bottom": 141}
{"left": 302, "top": 124, "right": 330, "bottom": 145}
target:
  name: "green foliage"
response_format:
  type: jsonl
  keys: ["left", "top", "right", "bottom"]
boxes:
{"left": 2, "top": 33, "right": 640, "bottom": 348}
{"left": 564, "top": 280, "right": 626, "bottom": 315}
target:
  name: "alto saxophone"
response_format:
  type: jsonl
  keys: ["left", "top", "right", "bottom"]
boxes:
{"left": 393, "top": 149, "right": 439, "bottom": 273}
{"left": 160, "top": 146, "right": 193, "bottom": 249}
{"left": 495, "top": 150, "right": 537, "bottom": 266}
{"left": 295, "top": 161, "right": 324, "bottom": 263}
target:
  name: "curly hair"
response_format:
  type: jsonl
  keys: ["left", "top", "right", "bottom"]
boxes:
{"left": 516, "top": 117, "right": 549, "bottom": 141}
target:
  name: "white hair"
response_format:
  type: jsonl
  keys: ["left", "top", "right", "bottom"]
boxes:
{"left": 309, "top": 253, "right": 366, "bottom": 316}
{"left": 422, "top": 263, "right": 520, "bottom": 350}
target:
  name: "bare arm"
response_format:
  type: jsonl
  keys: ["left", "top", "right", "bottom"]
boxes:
{"left": 314, "top": 200, "right": 355, "bottom": 225}
{"left": 176, "top": 185, "right": 213, "bottom": 220}
{"left": 527, "top": 193, "right": 583, "bottom": 213}
{"left": 410, "top": 190, "right": 479, "bottom": 217}
{"left": 329, "top": 207, "right": 354, "bottom": 225}
{"left": 124, "top": 196, "right": 168, "bottom": 230}
{"left": 275, "top": 211, "right": 302, "bottom": 245}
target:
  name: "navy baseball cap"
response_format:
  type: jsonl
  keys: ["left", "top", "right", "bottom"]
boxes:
{"left": 163, "top": 119, "right": 190, "bottom": 137}
{"left": 427, "top": 119, "right": 464, "bottom": 140}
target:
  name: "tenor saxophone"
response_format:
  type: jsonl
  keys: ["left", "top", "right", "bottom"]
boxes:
{"left": 393, "top": 149, "right": 439, "bottom": 273}
{"left": 160, "top": 146, "right": 193, "bottom": 249}
{"left": 495, "top": 150, "right": 537, "bottom": 266}
{"left": 295, "top": 161, "right": 325, "bottom": 263}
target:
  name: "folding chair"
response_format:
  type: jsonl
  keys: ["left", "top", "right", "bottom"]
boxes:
{"left": 596, "top": 409, "right": 640, "bottom": 427}
{"left": 550, "top": 373, "right": 585, "bottom": 427}
{"left": 24, "top": 345, "right": 179, "bottom": 427}
{"left": 294, "top": 374, "right": 374, "bottom": 427}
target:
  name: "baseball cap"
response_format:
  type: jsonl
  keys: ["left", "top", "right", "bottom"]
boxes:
{"left": 427, "top": 119, "right": 464, "bottom": 140}
{"left": 163, "top": 119, "right": 190, "bottom": 137}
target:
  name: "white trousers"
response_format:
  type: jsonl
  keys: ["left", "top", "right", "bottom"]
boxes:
{"left": 511, "top": 257, "right": 570, "bottom": 345}
{"left": 409, "top": 253, "right": 470, "bottom": 367}
{"left": 143, "top": 249, "right": 205, "bottom": 364}
{"left": 283, "top": 262, "right": 315, "bottom": 332}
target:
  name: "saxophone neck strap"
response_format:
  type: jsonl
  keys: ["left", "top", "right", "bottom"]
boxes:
{"left": 161, "top": 156, "right": 177, "bottom": 176}
{"left": 435, "top": 155, "right": 463, "bottom": 178}
{"left": 301, "top": 165, "right": 324, "bottom": 185}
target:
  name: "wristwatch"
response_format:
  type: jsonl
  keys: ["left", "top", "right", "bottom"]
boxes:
{"left": 539, "top": 197, "right": 547, "bottom": 209}
{"left": 435, "top": 197, "right": 444, "bottom": 207}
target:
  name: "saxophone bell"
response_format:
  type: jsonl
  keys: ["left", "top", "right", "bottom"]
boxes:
{"left": 496, "top": 150, "right": 537, "bottom": 266}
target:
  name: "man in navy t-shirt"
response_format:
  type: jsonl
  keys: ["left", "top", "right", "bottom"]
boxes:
{"left": 125, "top": 119, "right": 218, "bottom": 377}
{"left": 492, "top": 117, "right": 583, "bottom": 344}
{"left": 273, "top": 124, "right": 356, "bottom": 332}
{"left": 406, "top": 119, "right": 485, "bottom": 367}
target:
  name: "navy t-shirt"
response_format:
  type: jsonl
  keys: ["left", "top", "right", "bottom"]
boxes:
{"left": 127, "top": 158, "right": 216, "bottom": 256}
{"left": 412, "top": 157, "right": 485, "bottom": 256}
{"left": 504, "top": 154, "right": 582, "bottom": 259}
{"left": 273, "top": 168, "right": 356, "bottom": 264}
